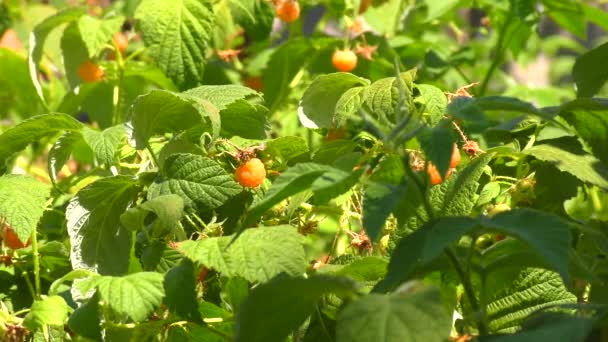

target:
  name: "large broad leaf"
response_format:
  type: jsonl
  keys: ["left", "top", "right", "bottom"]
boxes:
{"left": 66, "top": 176, "right": 140, "bottom": 275}
{"left": 299, "top": 73, "right": 370, "bottom": 129}
{"left": 482, "top": 268, "right": 577, "bottom": 333}
{"left": 312, "top": 167, "right": 364, "bottom": 204}
{"left": 235, "top": 275, "right": 358, "bottom": 342}
{"left": 541, "top": 0, "right": 586, "bottom": 39}
{"left": 219, "top": 99, "right": 268, "bottom": 139}
{"left": 135, "top": 0, "right": 215, "bottom": 89}
{"left": 415, "top": 84, "right": 448, "bottom": 126}
{"left": 0, "top": 46, "right": 45, "bottom": 118}
{"left": 82, "top": 125, "right": 125, "bottom": 166}
{"left": 68, "top": 292, "right": 102, "bottom": 341}
{"left": 264, "top": 39, "right": 315, "bottom": 111}
{"left": 482, "top": 208, "right": 573, "bottom": 284}
{"left": 229, "top": 0, "right": 274, "bottom": 41}
{"left": 0, "top": 175, "right": 50, "bottom": 243}
{"left": 523, "top": 139, "right": 608, "bottom": 189}
{"left": 164, "top": 259, "right": 201, "bottom": 322}
{"left": 447, "top": 96, "right": 549, "bottom": 122}
{"left": 557, "top": 99, "right": 608, "bottom": 165}
{"left": 362, "top": 155, "right": 407, "bottom": 242}
{"left": 573, "top": 42, "right": 608, "bottom": 98}
{"left": 147, "top": 153, "right": 241, "bottom": 211}
{"left": 48, "top": 132, "right": 84, "bottom": 184}
{"left": 423, "top": 0, "right": 460, "bottom": 21}
{"left": 0, "top": 113, "right": 83, "bottom": 165}
{"left": 481, "top": 313, "right": 593, "bottom": 341}
{"left": 245, "top": 163, "right": 330, "bottom": 223}
{"left": 78, "top": 272, "right": 165, "bottom": 323}
{"left": 374, "top": 217, "right": 478, "bottom": 293}
{"left": 60, "top": 22, "right": 90, "bottom": 89}
{"left": 178, "top": 226, "right": 307, "bottom": 283}
{"left": 337, "top": 286, "right": 451, "bottom": 342}
{"left": 23, "top": 296, "right": 70, "bottom": 331}
{"left": 120, "top": 194, "right": 184, "bottom": 236}
{"left": 419, "top": 121, "right": 455, "bottom": 179}
{"left": 362, "top": 71, "right": 415, "bottom": 124}
{"left": 77, "top": 15, "right": 124, "bottom": 58}
{"left": 182, "top": 84, "right": 259, "bottom": 110}
{"left": 28, "top": 7, "right": 86, "bottom": 102}
{"left": 129, "top": 90, "right": 204, "bottom": 149}
{"left": 440, "top": 153, "right": 493, "bottom": 216}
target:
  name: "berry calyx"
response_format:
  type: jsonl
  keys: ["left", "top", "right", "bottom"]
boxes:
{"left": 276, "top": 0, "right": 300, "bottom": 23}
{"left": 332, "top": 49, "right": 357, "bottom": 72}
{"left": 235, "top": 158, "right": 267, "bottom": 188}
{"left": 78, "top": 60, "right": 104, "bottom": 83}
{"left": 2, "top": 224, "right": 31, "bottom": 250}
{"left": 451, "top": 143, "right": 461, "bottom": 168}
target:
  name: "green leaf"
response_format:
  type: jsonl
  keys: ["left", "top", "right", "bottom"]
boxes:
{"left": 362, "top": 72, "right": 415, "bottom": 124}
{"left": 264, "top": 39, "right": 315, "bottom": 111}
{"left": 182, "top": 84, "right": 260, "bottom": 110}
{"left": 483, "top": 268, "right": 576, "bottom": 333}
{"left": 337, "top": 286, "right": 451, "bottom": 342}
{"left": 164, "top": 259, "right": 202, "bottom": 322}
{"left": 312, "top": 167, "right": 363, "bottom": 204}
{"left": 482, "top": 208, "right": 573, "bottom": 283}
{"left": 264, "top": 136, "right": 309, "bottom": 163}
{"left": 60, "top": 21, "right": 91, "bottom": 88}
{"left": 448, "top": 96, "right": 546, "bottom": 122}
{"left": 375, "top": 217, "right": 478, "bottom": 293}
{"left": 483, "top": 313, "right": 592, "bottom": 341}
{"left": 147, "top": 153, "right": 241, "bottom": 211}
{"left": 0, "top": 49, "right": 44, "bottom": 119}
{"left": 78, "top": 272, "right": 165, "bottom": 322}
{"left": 440, "top": 153, "right": 493, "bottom": 216}
{"left": 419, "top": 121, "right": 455, "bottom": 179}
{"left": 557, "top": 99, "right": 608, "bottom": 166}
{"left": 120, "top": 194, "right": 184, "bottom": 236}
{"left": 28, "top": 7, "right": 86, "bottom": 102}
{"left": 573, "top": 42, "right": 608, "bottom": 98}
{"left": 523, "top": 139, "right": 608, "bottom": 189}
{"left": 334, "top": 86, "right": 367, "bottom": 127}
{"left": 299, "top": 73, "right": 370, "bottom": 129}
{"left": 82, "top": 125, "right": 125, "bottom": 165}
{"left": 362, "top": 155, "right": 408, "bottom": 243}
{"left": 245, "top": 163, "right": 330, "bottom": 223}
{"left": 235, "top": 275, "right": 358, "bottom": 342}
{"left": 424, "top": 0, "right": 460, "bottom": 21}
{"left": 229, "top": 0, "right": 274, "bottom": 41}
{"left": 221, "top": 276, "right": 249, "bottom": 312}
{"left": 66, "top": 176, "right": 140, "bottom": 275}
{"left": 129, "top": 90, "right": 204, "bottom": 149}
{"left": 220, "top": 100, "right": 268, "bottom": 139}
{"left": 415, "top": 84, "right": 448, "bottom": 126}
{"left": 0, "top": 113, "right": 83, "bottom": 165}
{"left": 48, "top": 132, "right": 85, "bottom": 185}
{"left": 23, "top": 296, "right": 70, "bottom": 330}
{"left": 541, "top": 0, "right": 586, "bottom": 38}
{"left": 135, "top": 0, "right": 215, "bottom": 89}
{"left": 178, "top": 226, "right": 307, "bottom": 283}
{"left": 68, "top": 292, "right": 102, "bottom": 341}
{"left": 77, "top": 15, "right": 124, "bottom": 57}
{"left": 0, "top": 175, "right": 50, "bottom": 243}
{"left": 335, "top": 256, "right": 388, "bottom": 282}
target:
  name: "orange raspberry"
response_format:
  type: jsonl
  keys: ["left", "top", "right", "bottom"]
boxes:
{"left": 451, "top": 143, "right": 461, "bottom": 168}
{"left": 332, "top": 49, "right": 358, "bottom": 72}
{"left": 2, "top": 224, "right": 30, "bottom": 250}
{"left": 78, "top": 60, "right": 104, "bottom": 83}
{"left": 235, "top": 158, "right": 266, "bottom": 188}
{"left": 276, "top": 0, "right": 300, "bottom": 23}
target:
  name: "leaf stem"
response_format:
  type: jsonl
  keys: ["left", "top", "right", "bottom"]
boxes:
{"left": 445, "top": 248, "right": 488, "bottom": 336}
{"left": 146, "top": 144, "right": 160, "bottom": 169}
{"left": 31, "top": 228, "right": 41, "bottom": 299}
{"left": 478, "top": 13, "right": 513, "bottom": 96}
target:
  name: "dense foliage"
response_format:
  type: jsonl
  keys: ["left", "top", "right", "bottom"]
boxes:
{"left": 1, "top": 0, "right": 608, "bottom": 341}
